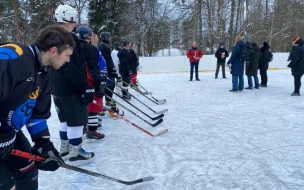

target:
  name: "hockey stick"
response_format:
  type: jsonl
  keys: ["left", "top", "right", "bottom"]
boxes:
{"left": 105, "top": 95, "right": 163, "bottom": 127}
{"left": 93, "top": 101, "right": 168, "bottom": 137}
{"left": 136, "top": 79, "right": 167, "bottom": 103}
{"left": 121, "top": 80, "right": 166, "bottom": 105}
{"left": 10, "top": 149, "right": 154, "bottom": 185}
{"left": 106, "top": 87, "right": 164, "bottom": 121}
{"left": 107, "top": 77, "right": 168, "bottom": 114}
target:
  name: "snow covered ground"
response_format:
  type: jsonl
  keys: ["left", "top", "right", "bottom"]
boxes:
{"left": 24, "top": 69, "right": 304, "bottom": 190}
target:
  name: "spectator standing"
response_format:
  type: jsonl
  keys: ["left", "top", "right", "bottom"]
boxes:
{"left": 227, "top": 36, "right": 246, "bottom": 92}
{"left": 215, "top": 42, "right": 229, "bottom": 79}
{"left": 287, "top": 37, "right": 304, "bottom": 96}
{"left": 258, "top": 42, "right": 272, "bottom": 87}
{"left": 245, "top": 42, "right": 260, "bottom": 89}
{"left": 186, "top": 41, "right": 203, "bottom": 81}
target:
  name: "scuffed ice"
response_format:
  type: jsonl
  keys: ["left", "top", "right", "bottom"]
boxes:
{"left": 23, "top": 70, "right": 304, "bottom": 190}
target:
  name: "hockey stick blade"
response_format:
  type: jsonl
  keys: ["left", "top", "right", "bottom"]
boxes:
{"left": 156, "top": 100, "right": 167, "bottom": 105}
{"left": 119, "top": 176, "right": 154, "bottom": 185}
{"left": 11, "top": 149, "right": 154, "bottom": 185}
{"left": 155, "top": 109, "right": 168, "bottom": 115}
{"left": 153, "top": 129, "right": 168, "bottom": 137}
{"left": 151, "top": 118, "right": 163, "bottom": 127}
{"left": 152, "top": 113, "right": 164, "bottom": 121}
{"left": 142, "top": 91, "right": 151, "bottom": 95}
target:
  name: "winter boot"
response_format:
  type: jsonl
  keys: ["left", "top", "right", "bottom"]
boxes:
{"left": 291, "top": 92, "right": 301, "bottom": 96}
{"left": 68, "top": 143, "right": 95, "bottom": 166}
{"left": 59, "top": 140, "right": 69, "bottom": 160}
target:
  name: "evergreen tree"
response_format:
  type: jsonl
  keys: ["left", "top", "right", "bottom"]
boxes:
{"left": 88, "top": 0, "right": 124, "bottom": 45}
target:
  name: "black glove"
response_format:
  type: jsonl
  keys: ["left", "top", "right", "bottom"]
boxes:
{"left": 109, "top": 68, "right": 118, "bottom": 78}
{"left": 32, "top": 140, "right": 64, "bottom": 171}
{"left": 94, "top": 75, "right": 106, "bottom": 97}
{"left": 116, "top": 77, "right": 122, "bottom": 82}
{"left": 0, "top": 126, "right": 16, "bottom": 160}
{"left": 81, "top": 85, "right": 95, "bottom": 105}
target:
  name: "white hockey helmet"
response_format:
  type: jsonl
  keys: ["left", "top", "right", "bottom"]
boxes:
{"left": 55, "top": 4, "right": 77, "bottom": 23}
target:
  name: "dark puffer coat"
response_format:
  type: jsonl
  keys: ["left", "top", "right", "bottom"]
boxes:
{"left": 246, "top": 42, "right": 260, "bottom": 76}
{"left": 258, "top": 42, "right": 271, "bottom": 70}
{"left": 287, "top": 38, "right": 304, "bottom": 76}
{"left": 227, "top": 40, "right": 246, "bottom": 76}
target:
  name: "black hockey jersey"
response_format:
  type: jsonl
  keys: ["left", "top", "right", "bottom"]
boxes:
{"left": 118, "top": 48, "right": 132, "bottom": 72}
{"left": 79, "top": 40, "right": 101, "bottom": 82}
{"left": 129, "top": 48, "right": 139, "bottom": 74}
{"left": 0, "top": 43, "right": 53, "bottom": 142}
{"left": 52, "top": 32, "right": 88, "bottom": 96}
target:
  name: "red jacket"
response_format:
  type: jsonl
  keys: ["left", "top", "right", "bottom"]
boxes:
{"left": 187, "top": 47, "right": 203, "bottom": 63}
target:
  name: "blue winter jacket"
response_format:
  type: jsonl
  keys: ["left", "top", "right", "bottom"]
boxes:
{"left": 227, "top": 40, "right": 246, "bottom": 76}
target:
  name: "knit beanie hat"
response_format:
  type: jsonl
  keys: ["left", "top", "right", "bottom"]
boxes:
{"left": 219, "top": 42, "right": 224, "bottom": 46}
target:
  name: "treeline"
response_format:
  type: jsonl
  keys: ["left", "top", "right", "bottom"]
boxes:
{"left": 0, "top": 0, "right": 303, "bottom": 56}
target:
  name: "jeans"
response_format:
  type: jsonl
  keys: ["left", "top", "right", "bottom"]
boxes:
{"left": 215, "top": 62, "right": 226, "bottom": 78}
{"left": 294, "top": 74, "right": 303, "bottom": 93}
{"left": 260, "top": 70, "right": 267, "bottom": 85}
{"left": 232, "top": 74, "right": 244, "bottom": 90}
{"left": 190, "top": 62, "right": 199, "bottom": 79}
{"left": 247, "top": 75, "right": 259, "bottom": 88}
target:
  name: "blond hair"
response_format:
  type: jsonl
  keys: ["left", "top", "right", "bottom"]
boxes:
{"left": 234, "top": 36, "right": 243, "bottom": 45}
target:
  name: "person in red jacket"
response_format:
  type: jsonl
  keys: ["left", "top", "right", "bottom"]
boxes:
{"left": 186, "top": 41, "right": 203, "bottom": 81}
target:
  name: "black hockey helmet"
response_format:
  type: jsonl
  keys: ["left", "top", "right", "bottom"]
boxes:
{"left": 122, "top": 39, "right": 130, "bottom": 46}
{"left": 76, "top": 26, "right": 92, "bottom": 40}
{"left": 113, "top": 42, "right": 121, "bottom": 49}
{"left": 100, "top": 32, "right": 110, "bottom": 43}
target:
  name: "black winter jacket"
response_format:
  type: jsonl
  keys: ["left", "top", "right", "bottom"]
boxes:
{"left": 129, "top": 48, "right": 139, "bottom": 74}
{"left": 258, "top": 42, "right": 272, "bottom": 70}
{"left": 52, "top": 33, "right": 87, "bottom": 96}
{"left": 287, "top": 39, "right": 304, "bottom": 76}
{"left": 98, "top": 42, "right": 116, "bottom": 77}
{"left": 246, "top": 43, "right": 260, "bottom": 76}
{"left": 215, "top": 47, "right": 229, "bottom": 63}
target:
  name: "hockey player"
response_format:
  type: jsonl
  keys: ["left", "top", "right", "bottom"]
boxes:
{"left": 129, "top": 43, "right": 139, "bottom": 86}
{"left": 112, "top": 42, "right": 122, "bottom": 95}
{"left": 77, "top": 26, "right": 105, "bottom": 140}
{"left": 0, "top": 25, "right": 74, "bottom": 190}
{"left": 98, "top": 32, "right": 118, "bottom": 107}
{"left": 53, "top": 4, "right": 95, "bottom": 165}
{"left": 91, "top": 33, "right": 107, "bottom": 123}
{"left": 118, "top": 39, "right": 132, "bottom": 99}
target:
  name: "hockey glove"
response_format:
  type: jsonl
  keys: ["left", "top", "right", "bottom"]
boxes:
{"left": 110, "top": 68, "right": 118, "bottom": 78}
{"left": 131, "top": 74, "right": 137, "bottom": 83}
{"left": 95, "top": 75, "right": 107, "bottom": 97}
{"left": 32, "top": 139, "right": 64, "bottom": 171}
{"left": 81, "top": 85, "right": 95, "bottom": 105}
{"left": 0, "top": 126, "right": 16, "bottom": 160}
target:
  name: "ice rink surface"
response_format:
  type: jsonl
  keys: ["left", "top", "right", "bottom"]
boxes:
{"left": 26, "top": 69, "right": 304, "bottom": 190}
